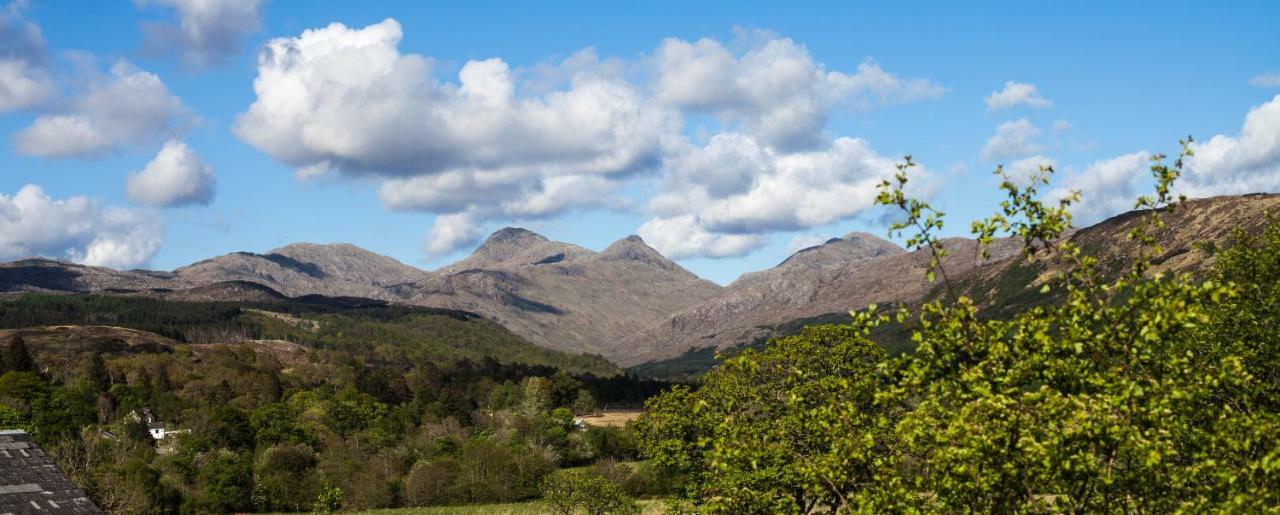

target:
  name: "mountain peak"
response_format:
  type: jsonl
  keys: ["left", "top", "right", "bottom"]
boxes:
{"left": 480, "top": 227, "right": 548, "bottom": 250}
{"left": 774, "top": 231, "right": 902, "bottom": 270}
{"left": 487, "top": 227, "right": 547, "bottom": 244}
{"left": 600, "top": 235, "right": 676, "bottom": 270}
{"left": 470, "top": 227, "right": 550, "bottom": 263}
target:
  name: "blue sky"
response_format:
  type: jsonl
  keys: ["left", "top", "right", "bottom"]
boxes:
{"left": 1, "top": 0, "right": 1278, "bottom": 284}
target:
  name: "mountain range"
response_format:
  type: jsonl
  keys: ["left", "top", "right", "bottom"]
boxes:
{"left": 3, "top": 194, "right": 1278, "bottom": 368}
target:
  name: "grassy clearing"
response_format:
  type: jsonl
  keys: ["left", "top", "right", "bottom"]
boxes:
{"left": 578, "top": 410, "right": 643, "bottom": 427}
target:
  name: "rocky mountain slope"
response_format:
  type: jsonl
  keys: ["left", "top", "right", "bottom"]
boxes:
{"left": 174, "top": 242, "right": 428, "bottom": 299}
{"left": 626, "top": 193, "right": 1280, "bottom": 370}
{"left": 401, "top": 229, "right": 724, "bottom": 356}
{"left": 611, "top": 233, "right": 1021, "bottom": 365}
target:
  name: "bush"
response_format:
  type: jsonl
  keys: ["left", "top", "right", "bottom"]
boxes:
{"left": 637, "top": 144, "right": 1280, "bottom": 512}
{"left": 403, "top": 457, "right": 462, "bottom": 506}
{"left": 540, "top": 469, "right": 638, "bottom": 515}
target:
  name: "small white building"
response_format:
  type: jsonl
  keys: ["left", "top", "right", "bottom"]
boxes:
{"left": 148, "top": 422, "right": 166, "bottom": 440}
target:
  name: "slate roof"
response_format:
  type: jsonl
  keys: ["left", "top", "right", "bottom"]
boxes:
{"left": 0, "top": 430, "right": 100, "bottom": 514}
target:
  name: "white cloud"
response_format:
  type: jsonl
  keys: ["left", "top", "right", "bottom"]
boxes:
{"left": 637, "top": 215, "right": 764, "bottom": 259}
{"left": 0, "top": 58, "right": 50, "bottom": 111}
{"left": 138, "top": 0, "right": 265, "bottom": 68}
{"left": 1249, "top": 73, "right": 1280, "bottom": 88}
{"left": 13, "top": 61, "right": 189, "bottom": 157}
{"left": 0, "top": 184, "right": 162, "bottom": 269}
{"left": 651, "top": 35, "right": 946, "bottom": 150}
{"left": 1004, "top": 155, "right": 1057, "bottom": 188}
{"left": 235, "top": 20, "right": 948, "bottom": 261}
{"left": 641, "top": 134, "right": 931, "bottom": 258}
{"left": 1181, "top": 94, "right": 1280, "bottom": 197}
{"left": 985, "top": 81, "right": 1052, "bottom": 110}
{"left": 1048, "top": 95, "right": 1280, "bottom": 225}
{"left": 786, "top": 233, "right": 829, "bottom": 254}
{"left": 235, "top": 18, "right": 672, "bottom": 242}
{"left": 0, "top": 0, "right": 51, "bottom": 112}
{"left": 1051, "top": 119, "right": 1073, "bottom": 133}
{"left": 1049, "top": 152, "right": 1150, "bottom": 225}
{"left": 126, "top": 139, "right": 216, "bottom": 207}
{"left": 235, "top": 19, "right": 672, "bottom": 180}
{"left": 981, "top": 118, "right": 1044, "bottom": 160}
{"left": 424, "top": 212, "right": 484, "bottom": 257}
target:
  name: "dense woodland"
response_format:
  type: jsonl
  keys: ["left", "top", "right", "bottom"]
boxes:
{"left": 0, "top": 296, "right": 672, "bottom": 512}
{"left": 3, "top": 145, "right": 1280, "bottom": 513}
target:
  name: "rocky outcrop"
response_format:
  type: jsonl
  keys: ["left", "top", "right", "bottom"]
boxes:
{"left": 402, "top": 231, "right": 723, "bottom": 357}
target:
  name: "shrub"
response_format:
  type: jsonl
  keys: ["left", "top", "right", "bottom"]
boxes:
{"left": 540, "top": 469, "right": 638, "bottom": 515}
{"left": 637, "top": 143, "right": 1280, "bottom": 512}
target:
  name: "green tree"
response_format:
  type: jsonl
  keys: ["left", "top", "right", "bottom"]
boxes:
{"left": 252, "top": 443, "right": 320, "bottom": 512}
{"left": 571, "top": 389, "right": 596, "bottom": 415}
{"left": 638, "top": 142, "right": 1280, "bottom": 512}
{"left": 636, "top": 324, "right": 887, "bottom": 513}
{"left": 5, "top": 336, "right": 34, "bottom": 373}
{"left": 191, "top": 451, "right": 254, "bottom": 513}
{"left": 403, "top": 457, "right": 463, "bottom": 506}
{"left": 311, "top": 485, "right": 343, "bottom": 514}
{"left": 541, "top": 469, "right": 638, "bottom": 515}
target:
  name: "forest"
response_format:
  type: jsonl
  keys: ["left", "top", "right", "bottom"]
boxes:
{"left": 0, "top": 295, "right": 671, "bottom": 512}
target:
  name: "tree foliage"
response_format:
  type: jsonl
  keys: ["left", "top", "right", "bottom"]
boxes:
{"left": 541, "top": 469, "right": 638, "bottom": 515}
{"left": 638, "top": 140, "right": 1280, "bottom": 512}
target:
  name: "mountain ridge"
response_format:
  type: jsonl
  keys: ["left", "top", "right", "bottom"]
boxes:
{"left": 2, "top": 194, "right": 1277, "bottom": 366}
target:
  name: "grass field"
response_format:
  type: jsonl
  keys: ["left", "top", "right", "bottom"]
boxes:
{"left": 344, "top": 499, "right": 666, "bottom": 514}
{"left": 578, "top": 410, "right": 643, "bottom": 427}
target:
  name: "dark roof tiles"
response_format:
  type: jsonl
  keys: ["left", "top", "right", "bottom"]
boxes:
{"left": 0, "top": 430, "right": 101, "bottom": 514}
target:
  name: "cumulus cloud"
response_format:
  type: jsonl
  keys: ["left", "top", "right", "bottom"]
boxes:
{"left": 1048, "top": 95, "right": 1280, "bottom": 225}
{"left": 1004, "top": 155, "right": 1057, "bottom": 188}
{"left": 0, "top": 0, "right": 52, "bottom": 112}
{"left": 234, "top": 19, "right": 948, "bottom": 259}
{"left": 981, "top": 118, "right": 1044, "bottom": 160}
{"left": 985, "top": 81, "right": 1052, "bottom": 110}
{"left": 13, "top": 61, "right": 189, "bottom": 157}
{"left": 637, "top": 215, "right": 764, "bottom": 259}
{"left": 1180, "top": 94, "right": 1280, "bottom": 197}
{"left": 236, "top": 19, "right": 671, "bottom": 180}
{"left": 424, "top": 212, "right": 485, "bottom": 258}
{"left": 641, "top": 134, "right": 931, "bottom": 258}
{"left": 234, "top": 18, "right": 672, "bottom": 256}
{"left": 1049, "top": 152, "right": 1150, "bottom": 225}
{"left": 138, "top": 0, "right": 265, "bottom": 68}
{"left": 0, "top": 184, "right": 162, "bottom": 269}
{"left": 126, "top": 139, "right": 216, "bottom": 207}
{"left": 1249, "top": 73, "right": 1280, "bottom": 88}
{"left": 651, "top": 35, "right": 946, "bottom": 150}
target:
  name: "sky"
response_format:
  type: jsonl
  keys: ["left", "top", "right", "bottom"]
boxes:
{"left": 1, "top": 0, "right": 1278, "bottom": 284}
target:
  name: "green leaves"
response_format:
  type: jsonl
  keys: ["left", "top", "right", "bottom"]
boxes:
{"left": 640, "top": 141, "right": 1280, "bottom": 512}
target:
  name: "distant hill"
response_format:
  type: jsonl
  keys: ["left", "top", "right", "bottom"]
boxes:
{"left": 629, "top": 194, "right": 1280, "bottom": 377}
{"left": 2, "top": 194, "right": 1277, "bottom": 370}
{"left": 0, "top": 293, "right": 621, "bottom": 377}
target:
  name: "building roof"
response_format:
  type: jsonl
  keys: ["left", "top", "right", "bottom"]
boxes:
{"left": 0, "top": 429, "right": 101, "bottom": 514}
